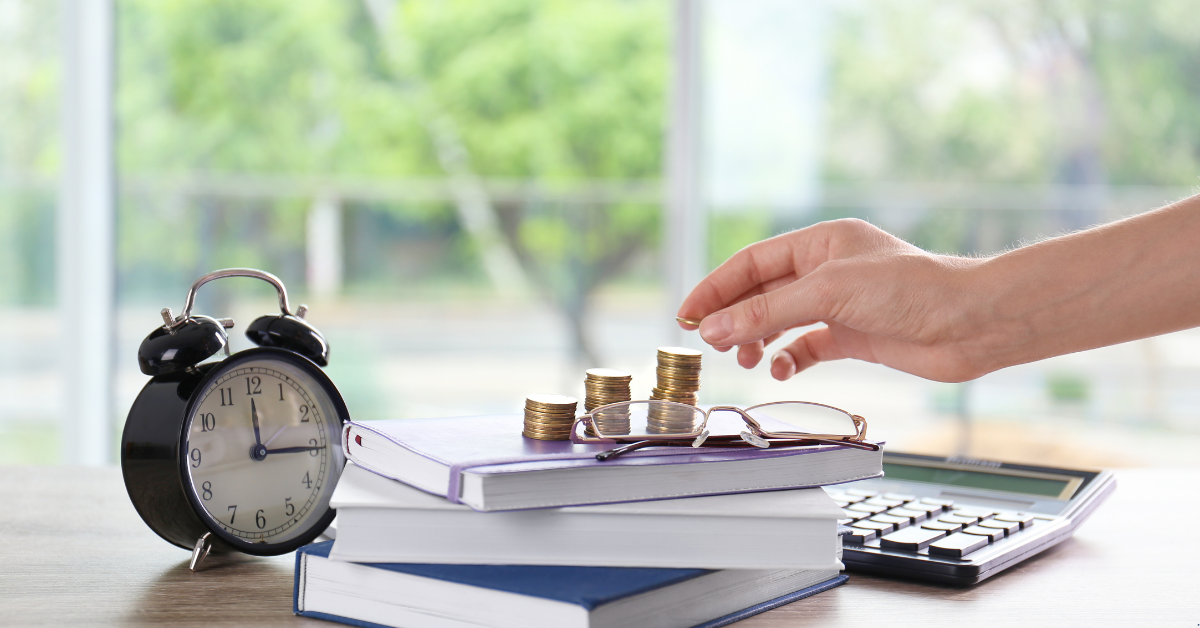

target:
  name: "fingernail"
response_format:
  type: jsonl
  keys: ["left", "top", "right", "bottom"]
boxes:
{"left": 771, "top": 351, "right": 796, "bottom": 380}
{"left": 699, "top": 312, "right": 732, "bottom": 344}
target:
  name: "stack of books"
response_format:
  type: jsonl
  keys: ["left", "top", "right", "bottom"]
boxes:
{"left": 294, "top": 414, "right": 883, "bottom": 628}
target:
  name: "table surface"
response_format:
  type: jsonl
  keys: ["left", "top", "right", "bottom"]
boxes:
{"left": 0, "top": 466, "right": 1194, "bottom": 627}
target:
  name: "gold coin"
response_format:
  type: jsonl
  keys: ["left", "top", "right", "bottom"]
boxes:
{"left": 526, "top": 393, "right": 578, "bottom": 406}
{"left": 585, "top": 368, "right": 633, "bottom": 379}
{"left": 658, "top": 346, "right": 702, "bottom": 358}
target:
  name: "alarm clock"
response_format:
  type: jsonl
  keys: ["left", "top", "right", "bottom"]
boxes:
{"left": 121, "top": 268, "right": 349, "bottom": 570}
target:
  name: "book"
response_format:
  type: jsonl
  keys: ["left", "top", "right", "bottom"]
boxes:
{"left": 295, "top": 541, "right": 848, "bottom": 628}
{"left": 344, "top": 414, "right": 883, "bottom": 511}
{"left": 328, "top": 463, "right": 845, "bottom": 570}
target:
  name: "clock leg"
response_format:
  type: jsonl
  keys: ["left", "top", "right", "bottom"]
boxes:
{"left": 189, "top": 533, "right": 214, "bottom": 572}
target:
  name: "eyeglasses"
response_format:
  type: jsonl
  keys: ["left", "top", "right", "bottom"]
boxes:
{"left": 571, "top": 400, "right": 878, "bottom": 460}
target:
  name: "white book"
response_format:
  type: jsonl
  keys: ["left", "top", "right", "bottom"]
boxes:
{"left": 329, "top": 463, "right": 845, "bottom": 570}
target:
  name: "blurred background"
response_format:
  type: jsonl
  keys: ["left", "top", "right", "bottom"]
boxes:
{"left": 3, "top": 0, "right": 1200, "bottom": 467}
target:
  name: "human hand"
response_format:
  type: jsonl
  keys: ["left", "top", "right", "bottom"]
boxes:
{"left": 676, "top": 219, "right": 992, "bottom": 383}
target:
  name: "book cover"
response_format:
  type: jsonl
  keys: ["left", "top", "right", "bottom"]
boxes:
{"left": 294, "top": 541, "right": 849, "bottom": 628}
{"left": 344, "top": 414, "right": 883, "bottom": 510}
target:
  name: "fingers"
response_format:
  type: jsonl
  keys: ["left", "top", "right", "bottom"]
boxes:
{"left": 769, "top": 326, "right": 847, "bottom": 381}
{"left": 698, "top": 270, "right": 845, "bottom": 348}
{"left": 736, "top": 341, "right": 764, "bottom": 369}
{"left": 677, "top": 226, "right": 835, "bottom": 322}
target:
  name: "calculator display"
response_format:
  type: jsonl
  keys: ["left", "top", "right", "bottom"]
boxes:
{"left": 882, "top": 463, "right": 1075, "bottom": 498}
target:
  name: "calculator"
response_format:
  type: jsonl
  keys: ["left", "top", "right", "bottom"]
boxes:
{"left": 826, "top": 452, "right": 1116, "bottom": 586}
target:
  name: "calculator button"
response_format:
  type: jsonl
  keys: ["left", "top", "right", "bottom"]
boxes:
{"left": 879, "top": 526, "right": 946, "bottom": 551}
{"left": 938, "top": 514, "right": 978, "bottom": 526}
{"left": 920, "top": 497, "right": 955, "bottom": 509}
{"left": 847, "top": 489, "right": 879, "bottom": 498}
{"left": 921, "top": 520, "right": 963, "bottom": 534}
{"left": 886, "top": 507, "right": 928, "bottom": 524}
{"left": 842, "top": 508, "right": 869, "bottom": 520}
{"left": 833, "top": 500, "right": 850, "bottom": 508}
{"left": 882, "top": 492, "right": 916, "bottom": 502}
{"left": 978, "top": 519, "right": 1020, "bottom": 536}
{"left": 869, "top": 514, "right": 912, "bottom": 530}
{"left": 847, "top": 502, "right": 889, "bottom": 515}
{"left": 838, "top": 518, "right": 854, "bottom": 526}
{"left": 961, "top": 525, "right": 1004, "bottom": 542}
{"left": 852, "top": 520, "right": 896, "bottom": 534}
{"left": 865, "top": 497, "right": 905, "bottom": 508}
{"left": 901, "top": 502, "right": 945, "bottom": 516}
{"left": 994, "top": 514, "right": 1036, "bottom": 529}
{"left": 953, "top": 507, "right": 995, "bottom": 519}
{"left": 1032, "top": 514, "right": 1056, "bottom": 521}
{"left": 928, "top": 533, "right": 989, "bottom": 558}
{"left": 843, "top": 528, "right": 877, "bottom": 544}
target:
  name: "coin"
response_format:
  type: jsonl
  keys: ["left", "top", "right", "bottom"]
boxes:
{"left": 649, "top": 347, "right": 702, "bottom": 433}
{"left": 582, "top": 368, "right": 634, "bottom": 436}
{"left": 523, "top": 394, "right": 578, "bottom": 441}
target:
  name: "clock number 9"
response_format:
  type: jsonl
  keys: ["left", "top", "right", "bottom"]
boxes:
{"left": 300, "top": 405, "right": 310, "bottom": 422}
{"left": 256, "top": 509, "right": 266, "bottom": 529}
{"left": 190, "top": 448, "right": 202, "bottom": 468}
{"left": 199, "top": 413, "right": 216, "bottom": 432}
{"left": 201, "top": 481, "right": 212, "bottom": 501}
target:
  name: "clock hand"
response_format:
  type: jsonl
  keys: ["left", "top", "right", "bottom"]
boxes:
{"left": 251, "top": 398, "right": 263, "bottom": 447}
{"left": 264, "top": 445, "right": 326, "bottom": 455}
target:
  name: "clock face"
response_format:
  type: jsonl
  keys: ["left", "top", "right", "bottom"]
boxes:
{"left": 182, "top": 352, "right": 345, "bottom": 549}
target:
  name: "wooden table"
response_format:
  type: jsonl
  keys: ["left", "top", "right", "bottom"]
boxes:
{"left": 0, "top": 466, "right": 1193, "bottom": 627}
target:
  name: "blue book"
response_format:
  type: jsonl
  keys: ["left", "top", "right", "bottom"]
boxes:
{"left": 295, "top": 542, "right": 847, "bottom": 628}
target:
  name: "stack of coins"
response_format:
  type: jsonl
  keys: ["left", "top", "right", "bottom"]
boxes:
{"left": 649, "top": 347, "right": 703, "bottom": 433}
{"left": 522, "top": 393, "right": 579, "bottom": 441}
{"left": 584, "top": 368, "right": 633, "bottom": 412}
{"left": 584, "top": 368, "right": 633, "bottom": 435}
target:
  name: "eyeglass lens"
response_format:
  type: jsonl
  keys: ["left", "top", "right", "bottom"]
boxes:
{"left": 591, "top": 401, "right": 706, "bottom": 438}
{"left": 741, "top": 402, "right": 858, "bottom": 437}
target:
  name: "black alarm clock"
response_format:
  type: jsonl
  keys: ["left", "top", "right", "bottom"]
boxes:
{"left": 121, "top": 268, "right": 349, "bottom": 570}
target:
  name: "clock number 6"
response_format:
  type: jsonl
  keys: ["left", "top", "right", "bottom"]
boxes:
{"left": 190, "top": 448, "right": 201, "bottom": 468}
{"left": 256, "top": 509, "right": 266, "bottom": 529}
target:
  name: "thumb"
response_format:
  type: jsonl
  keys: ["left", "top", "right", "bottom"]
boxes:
{"left": 697, "top": 275, "right": 838, "bottom": 347}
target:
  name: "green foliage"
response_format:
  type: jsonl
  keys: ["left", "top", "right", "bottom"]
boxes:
{"left": 399, "top": 0, "right": 667, "bottom": 180}
{"left": 1047, "top": 371, "right": 1090, "bottom": 403}
{"left": 826, "top": 0, "right": 1200, "bottom": 189}
{"left": 111, "top": 0, "right": 669, "bottom": 307}
{"left": 707, "top": 210, "right": 772, "bottom": 271}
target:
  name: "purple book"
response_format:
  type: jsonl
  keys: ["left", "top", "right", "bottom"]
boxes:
{"left": 344, "top": 415, "right": 883, "bottom": 511}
